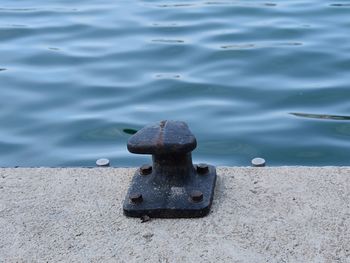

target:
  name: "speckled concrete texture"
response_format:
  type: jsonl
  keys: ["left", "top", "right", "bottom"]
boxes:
{"left": 0, "top": 167, "right": 349, "bottom": 262}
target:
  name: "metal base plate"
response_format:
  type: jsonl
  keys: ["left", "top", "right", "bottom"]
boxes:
{"left": 123, "top": 165, "right": 217, "bottom": 218}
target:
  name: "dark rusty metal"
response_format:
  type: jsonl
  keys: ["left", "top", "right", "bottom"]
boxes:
{"left": 130, "top": 193, "right": 143, "bottom": 203}
{"left": 123, "top": 120, "right": 217, "bottom": 218}
{"left": 190, "top": 190, "right": 204, "bottom": 202}
{"left": 196, "top": 163, "right": 209, "bottom": 174}
{"left": 139, "top": 164, "right": 152, "bottom": 175}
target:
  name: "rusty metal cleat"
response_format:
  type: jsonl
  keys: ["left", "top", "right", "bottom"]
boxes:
{"left": 123, "top": 120, "right": 217, "bottom": 218}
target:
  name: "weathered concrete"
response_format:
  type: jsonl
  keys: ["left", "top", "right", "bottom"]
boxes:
{"left": 0, "top": 167, "right": 349, "bottom": 262}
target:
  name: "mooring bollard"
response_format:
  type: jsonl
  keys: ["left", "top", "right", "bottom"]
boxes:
{"left": 123, "top": 120, "right": 217, "bottom": 218}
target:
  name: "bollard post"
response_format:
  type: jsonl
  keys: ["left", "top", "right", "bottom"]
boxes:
{"left": 123, "top": 120, "right": 217, "bottom": 218}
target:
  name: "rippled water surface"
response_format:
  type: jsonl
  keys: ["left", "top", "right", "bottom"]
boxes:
{"left": 1, "top": 0, "right": 350, "bottom": 166}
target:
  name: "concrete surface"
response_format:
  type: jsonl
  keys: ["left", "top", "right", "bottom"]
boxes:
{"left": 0, "top": 167, "right": 349, "bottom": 263}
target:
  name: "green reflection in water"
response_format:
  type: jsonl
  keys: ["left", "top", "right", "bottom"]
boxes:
{"left": 123, "top": 128, "right": 138, "bottom": 135}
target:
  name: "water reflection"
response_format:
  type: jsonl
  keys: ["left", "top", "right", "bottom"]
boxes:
{"left": 330, "top": 4, "right": 350, "bottom": 7}
{"left": 290, "top": 112, "right": 350, "bottom": 121}
{"left": 155, "top": 74, "right": 181, "bottom": 79}
{"left": 221, "top": 44, "right": 255, "bottom": 49}
{"left": 221, "top": 42, "right": 302, "bottom": 49}
{"left": 151, "top": 39, "right": 185, "bottom": 43}
{"left": 156, "top": 4, "right": 195, "bottom": 8}
{"left": 123, "top": 129, "right": 138, "bottom": 135}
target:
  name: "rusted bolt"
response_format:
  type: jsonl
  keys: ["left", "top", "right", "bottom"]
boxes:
{"left": 196, "top": 163, "right": 209, "bottom": 174}
{"left": 140, "top": 164, "right": 152, "bottom": 175}
{"left": 130, "top": 193, "right": 143, "bottom": 203}
{"left": 190, "top": 190, "right": 203, "bottom": 202}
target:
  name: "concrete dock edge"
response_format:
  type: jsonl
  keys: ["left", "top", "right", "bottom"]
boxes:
{"left": 0, "top": 167, "right": 349, "bottom": 262}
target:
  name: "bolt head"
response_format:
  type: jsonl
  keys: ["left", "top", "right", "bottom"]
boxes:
{"left": 96, "top": 158, "right": 110, "bottom": 167}
{"left": 196, "top": 163, "right": 209, "bottom": 174}
{"left": 251, "top": 157, "right": 266, "bottom": 167}
{"left": 130, "top": 193, "right": 143, "bottom": 203}
{"left": 140, "top": 164, "right": 152, "bottom": 175}
{"left": 190, "top": 190, "right": 203, "bottom": 202}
